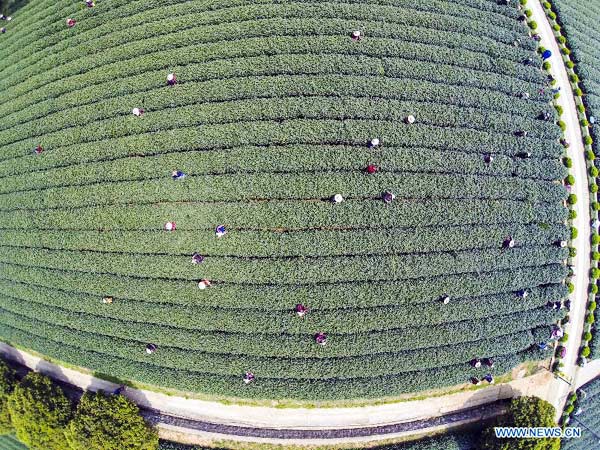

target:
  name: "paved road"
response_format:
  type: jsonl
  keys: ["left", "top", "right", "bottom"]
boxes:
{"left": 527, "top": 0, "right": 592, "bottom": 417}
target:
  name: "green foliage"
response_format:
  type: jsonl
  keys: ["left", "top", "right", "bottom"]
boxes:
{"left": 565, "top": 174, "right": 575, "bottom": 185}
{"left": 568, "top": 247, "right": 576, "bottom": 258}
{"left": 524, "top": 9, "right": 533, "bottom": 17}
{"left": 0, "top": 0, "right": 570, "bottom": 401}
{"left": 586, "top": 150, "right": 596, "bottom": 161}
{"left": 589, "top": 166, "right": 598, "bottom": 177}
{"left": 528, "top": 21, "right": 538, "bottom": 30}
{"left": 568, "top": 209, "right": 576, "bottom": 220}
{"left": 590, "top": 184, "right": 598, "bottom": 193}
{"left": 584, "top": 136, "right": 593, "bottom": 145}
{"left": 562, "top": 47, "right": 571, "bottom": 55}
{"left": 581, "top": 346, "right": 591, "bottom": 357}
{"left": 591, "top": 268, "right": 600, "bottom": 279}
{"left": 7, "top": 372, "right": 71, "bottom": 450}
{"left": 480, "top": 396, "right": 560, "bottom": 449}
{"left": 65, "top": 391, "right": 158, "bottom": 450}
{"left": 592, "top": 233, "right": 600, "bottom": 245}
{"left": 556, "top": 105, "right": 564, "bottom": 116}
{"left": 565, "top": 60, "right": 574, "bottom": 68}
{"left": 592, "top": 251, "right": 600, "bottom": 261}
{"left": 574, "top": 87, "right": 583, "bottom": 96}
{"left": 571, "top": 227, "right": 578, "bottom": 239}
{"left": 570, "top": 74, "right": 580, "bottom": 83}
{"left": 543, "top": 62, "right": 551, "bottom": 71}
{"left": 589, "top": 301, "right": 597, "bottom": 312}
{"left": 558, "top": 120, "right": 567, "bottom": 131}
{"left": 568, "top": 194, "right": 578, "bottom": 205}
{"left": 583, "top": 331, "right": 592, "bottom": 341}
{"left": 564, "top": 404, "right": 574, "bottom": 414}
{"left": 0, "top": 360, "right": 16, "bottom": 435}
{"left": 581, "top": 119, "right": 589, "bottom": 127}
{"left": 585, "top": 313, "right": 595, "bottom": 324}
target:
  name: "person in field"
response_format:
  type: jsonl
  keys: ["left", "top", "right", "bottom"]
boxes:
{"left": 315, "top": 332, "right": 327, "bottom": 346}
{"left": 295, "top": 304, "right": 308, "bottom": 317}
{"left": 145, "top": 344, "right": 157, "bottom": 354}
{"left": 171, "top": 170, "right": 185, "bottom": 180}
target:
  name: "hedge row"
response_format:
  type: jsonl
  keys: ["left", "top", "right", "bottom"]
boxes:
{"left": 0, "top": 306, "right": 538, "bottom": 380}
{"left": 0, "top": 145, "right": 567, "bottom": 195}
{"left": 0, "top": 83, "right": 557, "bottom": 150}
{"left": 0, "top": 278, "right": 565, "bottom": 335}
{"left": 562, "top": 375, "right": 600, "bottom": 449}
{"left": 0, "top": 171, "right": 567, "bottom": 211}
{"left": 0, "top": 222, "right": 568, "bottom": 257}
{"left": 0, "top": 245, "right": 568, "bottom": 284}
{"left": 1, "top": 56, "right": 551, "bottom": 142}
{"left": 0, "top": 0, "right": 534, "bottom": 104}
{"left": 0, "top": 0, "right": 529, "bottom": 82}
{"left": 0, "top": 279, "right": 561, "bottom": 357}
{"left": 0, "top": 261, "right": 568, "bottom": 309}
{"left": 0, "top": 321, "right": 537, "bottom": 399}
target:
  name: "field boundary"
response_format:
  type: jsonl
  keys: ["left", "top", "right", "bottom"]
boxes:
{"left": 0, "top": 341, "right": 553, "bottom": 444}
{"left": 526, "top": 0, "right": 591, "bottom": 418}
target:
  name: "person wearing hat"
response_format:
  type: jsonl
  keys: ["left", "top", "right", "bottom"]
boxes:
{"left": 145, "top": 344, "right": 157, "bottom": 354}
{"left": 470, "top": 358, "right": 482, "bottom": 368}
{"left": 171, "top": 170, "right": 185, "bottom": 180}
{"left": 315, "top": 332, "right": 327, "bottom": 346}
{"left": 369, "top": 138, "right": 380, "bottom": 148}
{"left": 295, "top": 304, "right": 308, "bottom": 317}
{"left": 198, "top": 279, "right": 211, "bottom": 290}
{"left": 382, "top": 191, "right": 395, "bottom": 203}
{"left": 215, "top": 225, "right": 227, "bottom": 238}
{"left": 191, "top": 253, "right": 204, "bottom": 265}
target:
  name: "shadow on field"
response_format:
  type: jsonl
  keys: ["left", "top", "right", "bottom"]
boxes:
{"left": 1, "top": 0, "right": 29, "bottom": 15}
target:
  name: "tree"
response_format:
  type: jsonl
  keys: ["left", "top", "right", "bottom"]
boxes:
{"left": 7, "top": 372, "right": 72, "bottom": 450}
{"left": 0, "top": 360, "right": 17, "bottom": 435}
{"left": 480, "top": 396, "right": 560, "bottom": 450}
{"left": 65, "top": 391, "right": 158, "bottom": 450}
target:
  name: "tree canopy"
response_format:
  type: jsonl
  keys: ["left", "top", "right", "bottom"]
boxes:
{"left": 480, "top": 396, "right": 560, "bottom": 450}
{"left": 65, "top": 391, "right": 158, "bottom": 450}
{"left": 7, "top": 372, "right": 71, "bottom": 450}
{"left": 0, "top": 360, "right": 17, "bottom": 435}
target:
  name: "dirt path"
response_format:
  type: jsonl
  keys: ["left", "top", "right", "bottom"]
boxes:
{"left": 526, "top": 0, "right": 591, "bottom": 416}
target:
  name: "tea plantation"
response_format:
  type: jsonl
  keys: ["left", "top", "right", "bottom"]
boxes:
{"left": 0, "top": 0, "right": 570, "bottom": 401}
{"left": 561, "top": 376, "right": 600, "bottom": 450}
